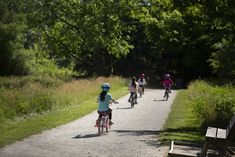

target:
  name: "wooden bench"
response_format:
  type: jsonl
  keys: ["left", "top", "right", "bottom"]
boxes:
{"left": 201, "top": 113, "right": 235, "bottom": 157}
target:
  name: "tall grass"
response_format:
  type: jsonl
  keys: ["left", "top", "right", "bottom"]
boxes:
{"left": 0, "top": 76, "right": 128, "bottom": 147}
{"left": 0, "top": 76, "right": 128, "bottom": 122}
{"left": 187, "top": 80, "right": 235, "bottom": 128}
{"left": 53, "top": 77, "right": 128, "bottom": 109}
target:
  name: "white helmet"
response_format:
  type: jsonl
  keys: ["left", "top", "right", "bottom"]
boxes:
{"left": 165, "top": 74, "right": 170, "bottom": 78}
{"left": 101, "top": 83, "right": 110, "bottom": 91}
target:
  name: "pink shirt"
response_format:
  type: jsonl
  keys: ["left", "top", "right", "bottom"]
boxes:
{"left": 129, "top": 82, "right": 139, "bottom": 93}
{"left": 162, "top": 79, "right": 173, "bottom": 88}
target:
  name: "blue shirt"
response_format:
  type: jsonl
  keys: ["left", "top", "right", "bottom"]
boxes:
{"left": 98, "top": 93, "right": 113, "bottom": 112}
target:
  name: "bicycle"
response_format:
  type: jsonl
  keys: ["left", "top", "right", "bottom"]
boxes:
{"left": 164, "top": 88, "right": 170, "bottom": 101}
{"left": 139, "top": 86, "right": 143, "bottom": 97}
{"left": 97, "top": 112, "right": 110, "bottom": 136}
{"left": 129, "top": 93, "right": 137, "bottom": 108}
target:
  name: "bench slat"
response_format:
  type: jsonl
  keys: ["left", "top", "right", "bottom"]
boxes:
{"left": 206, "top": 127, "right": 217, "bottom": 138}
{"left": 216, "top": 128, "right": 226, "bottom": 139}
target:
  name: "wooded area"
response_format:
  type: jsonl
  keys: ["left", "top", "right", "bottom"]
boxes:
{"left": 0, "top": 0, "right": 234, "bottom": 82}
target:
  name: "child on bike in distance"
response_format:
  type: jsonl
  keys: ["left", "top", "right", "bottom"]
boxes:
{"left": 128, "top": 76, "right": 139, "bottom": 104}
{"left": 162, "top": 74, "right": 173, "bottom": 93}
{"left": 95, "top": 83, "right": 118, "bottom": 127}
{"left": 138, "top": 73, "right": 147, "bottom": 95}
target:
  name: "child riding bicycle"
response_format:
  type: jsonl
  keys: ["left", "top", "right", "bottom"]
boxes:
{"left": 95, "top": 83, "right": 118, "bottom": 127}
{"left": 138, "top": 73, "right": 147, "bottom": 95}
{"left": 162, "top": 74, "right": 173, "bottom": 97}
{"left": 128, "top": 76, "right": 139, "bottom": 104}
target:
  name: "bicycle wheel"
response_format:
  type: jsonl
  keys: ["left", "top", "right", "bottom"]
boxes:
{"left": 139, "top": 87, "right": 142, "bottom": 97}
{"left": 98, "top": 118, "right": 104, "bottom": 135}
{"left": 165, "top": 90, "right": 169, "bottom": 101}
{"left": 131, "top": 96, "right": 134, "bottom": 108}
{"left": 105, "top": 117, "right": 110, "bottom": 133}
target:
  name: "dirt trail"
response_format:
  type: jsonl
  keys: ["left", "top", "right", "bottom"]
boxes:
{"left": 0, "top": 89, "right": 177, "bottom": 157}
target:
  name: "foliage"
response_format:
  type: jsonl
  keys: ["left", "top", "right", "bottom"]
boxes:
{"left": 208, "top": 38, "right": 235, "bottom": 79}
{"left": 0, "top": 76, "right": 58, "bottom": 121}
{"left": 0, "top": 0, "right": 28, "bottom": 75}
{"left": 162, "top": 80, "right": 235, "bottom": 143}
{"left": 26, "top": 0, "right": 134, "bottom": 75}
{"left": 24, "top": 49, "right": 75, "bottom": 80}
{"left": 187, "top": 80, "right": 235, "bottom": 128}
{"left": 0, "top": 0, "right": 235, "bottom": 81}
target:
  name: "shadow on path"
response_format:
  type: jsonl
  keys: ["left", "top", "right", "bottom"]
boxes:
{"left": 73, "top": 133, "right": 99, "bottom": 139}
{"left": 116, "top": 107, "right": 132, "bottom": 110}
{"left": 113, "top": 130, "right": 165, "bottom": 147}
{"left": 139, "top": 139, "right": 162, "bottom": 147}
{"left": 113, "top": 130, "right": 162, "bottom": 136}
{"left": 153, "top": 99, "right": 166, "bottom": 101}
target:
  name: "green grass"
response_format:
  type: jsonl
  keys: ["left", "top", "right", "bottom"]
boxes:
{"left": 0, "top": 76, "right": 128, "bottom": 148}
{"left": 160, "top": 90, "right": 204, "bottom": 144}
{"left": 160, "top": 80, "right": 235, "bottom": 144}
{"left": 0, "top": 76, "right": 128, "bottom": 121}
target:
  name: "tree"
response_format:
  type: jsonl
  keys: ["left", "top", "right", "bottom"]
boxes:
{"left": 27, "top": 0, "right": 134, "bottom": 76}
{"left": 0, "top": 0, "right": 28, "bottom": 75}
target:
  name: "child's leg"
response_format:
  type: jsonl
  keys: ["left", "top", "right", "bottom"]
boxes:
{"left": 135, "top": 93, "right": 138, "bottom": 103}
{"left": 108, "top": 108, "right": 113, "bottom": 125}
{"left": 108, "top": 108, "right": 112, "bottom": 120}
{"left": 98, "top": 111, "right": 102, "bottom": 119}
{"left": 128, "top": 93, "right": 133, "bottom": 102}
{"left": 95, "top": 111, "right": 102, "bottom": 126}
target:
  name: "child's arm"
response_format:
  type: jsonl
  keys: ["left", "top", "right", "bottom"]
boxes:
{"left": 110, "top": 99, "right": 119, "bottom": 104}
{"left": 144, "top": 78, "right": 147, "bottom": 85}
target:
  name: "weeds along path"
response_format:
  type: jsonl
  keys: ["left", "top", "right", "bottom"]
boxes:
{"left": 0, "top": 89, "right": 177, "bottom": 157}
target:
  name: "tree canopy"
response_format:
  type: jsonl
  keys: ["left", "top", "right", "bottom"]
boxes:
{"left": 0, "top": 0, "right": 234, "bottom": 82}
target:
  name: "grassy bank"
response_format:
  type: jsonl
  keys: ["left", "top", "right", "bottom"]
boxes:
{"left": 160, "top": 80, "right": 235, "bottom": 144}
{"left": 0, "top": 76, "right": 128, "bottom": 147}
{"left": 160, "top": 90, "right": 204, "bottom": 143}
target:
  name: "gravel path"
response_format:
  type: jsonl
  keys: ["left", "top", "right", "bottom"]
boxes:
{"left": 0, "top": 89, "right": 177, "bottom": 157}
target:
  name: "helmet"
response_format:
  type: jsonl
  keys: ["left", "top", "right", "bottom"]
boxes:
{"left": 140, "top": 73, "right": 145, "bottom": 77}
{"left": 101, "top": 83, "right": 110, "bottom": 91}
{"left": 132, "top": 76, "right": 136, "bottom": 81}
{"left": 165, "top": 74, "right": 170, "bottom": 78}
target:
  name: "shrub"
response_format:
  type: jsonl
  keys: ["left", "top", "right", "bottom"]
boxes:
{"left": 24, "top": 49, "right": 75, "bottom": 80}
{"left": 188, "top": 80, "right": 235, "bottom": 128}
{"left": 0, "top": 75, "right": 64, "bottom": 89}
{"left": 30, "top": 93, "right": 55, "bottom": 113}
{"left": 0, "top": 77, "right": 57, "bottom": 118}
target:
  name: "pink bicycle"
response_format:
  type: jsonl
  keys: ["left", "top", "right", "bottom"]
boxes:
{"left": 97, "top": 112, "right": 110, "bottom": 136}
